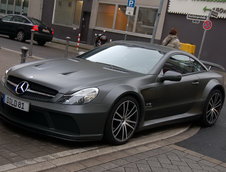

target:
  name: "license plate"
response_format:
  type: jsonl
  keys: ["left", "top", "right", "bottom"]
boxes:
{"left": 42, "top": 29, "right": 49, "bottom": 33}
{"left": 3, "top": 95, "right": 30, "bottom": 112}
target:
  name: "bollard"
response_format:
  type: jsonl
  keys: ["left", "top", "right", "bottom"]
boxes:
{"left": 29, "top": 29, "right": 35, "bottom": 57}
{"left": 65, "top": 36, "right": 71, "bottom": 57}
{"left": 76, "top": 33, "right": 81, "bottom": 52}
{"left": 21, "top": 46, "right": 28, "bottom": 63}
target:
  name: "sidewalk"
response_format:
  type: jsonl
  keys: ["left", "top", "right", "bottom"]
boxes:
{"left": 0, "top": 47, "right": 226, "bottom": 172}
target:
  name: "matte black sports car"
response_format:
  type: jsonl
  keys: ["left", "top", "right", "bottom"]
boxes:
{"left": 0, "top": 14, "right": 54, "bottom": 45}
{"left": 0, "top": 41, "right": 224, "bottom": 145}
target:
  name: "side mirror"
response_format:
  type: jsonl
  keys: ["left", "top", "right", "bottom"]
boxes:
{"left": 158, "top": 70, "right": 182, "bottom": 82}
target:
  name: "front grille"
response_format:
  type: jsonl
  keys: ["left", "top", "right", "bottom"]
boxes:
{"left": 6, "top": 76, "right": 58, "bottom": 102}
{"left": 1, "top": 103, "right": 80, "bottom": 135}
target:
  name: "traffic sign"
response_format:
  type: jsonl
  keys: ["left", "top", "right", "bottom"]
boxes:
{"left": 211, "top": 10, "right": 218, "bottom": 18}
{"left": 203, "top": 20, "right": 212, "bottom": 30}
{"left": 186, "top": 14, "right": 207, "bottom": 21}
{"left": 127, "top": 0, "right": 136, "bottom": 8}
{"left": 126, "top": 0, "right": 136, "bottom": 16}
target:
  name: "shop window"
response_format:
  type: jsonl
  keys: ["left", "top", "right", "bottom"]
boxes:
{"left": 54, "top": 0, "right": 83, "bottom": 26}
{"left": 22, "top": 0, "right": 28, "bottom": 16}
{"left": 7, "top": 0, "right": 14, "bottom": 14}
{"left": 96, "top": 3, "right": 157, "bottom": 36}
{"left": 136, "top": 7, "right": 157, "bottom": 35}
{"left": 0, "top": 0, "right": 28, "bottom": 15}
{"left": 115, "top": 5, "right": 135, "bottom": 32}
{"left": 0, "top": 0, "right": 7, "bottom": 14}
{"left": 96, "top": 3, "right": 115, "bottom": 29}
{"left": 14, "top": 0, "right": 22, "bottom": 14}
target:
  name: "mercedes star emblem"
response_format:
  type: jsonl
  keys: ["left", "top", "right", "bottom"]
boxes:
{"left": 15, "top": 81, "right": 29, "bottom": 94}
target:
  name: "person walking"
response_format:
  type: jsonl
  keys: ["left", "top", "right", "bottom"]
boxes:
{"left": 162, "top": 28, "right": 180, "bottom": 49}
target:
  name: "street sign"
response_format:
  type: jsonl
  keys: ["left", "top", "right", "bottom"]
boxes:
{"left": 127, "top": 0, "right": 136, "bottom": 8}
{"left": 126, "top": 0, "right": 136, "bottom": 16}
{"left": 211, "top": 10, "right": 218, "bottom": 18}
{"left": 203, "top": 20, "right": 212, "bottom": 30}
{"left": 186, "top": 14, "right": 207, "bottom": 21}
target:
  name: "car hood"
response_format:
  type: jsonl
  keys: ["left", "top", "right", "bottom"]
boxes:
{"left": 9, "top": 58, "right": 141, "bottom": 93}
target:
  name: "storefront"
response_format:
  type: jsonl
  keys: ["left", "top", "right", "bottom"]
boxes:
{"left": 162, "top": 0, "right": 226, "bottom": 68}
{"left": 41, "top": 0, "right": 168, "bottom": 44}
{"left": 0, "top": 0, "right": 43, "bottom": 19}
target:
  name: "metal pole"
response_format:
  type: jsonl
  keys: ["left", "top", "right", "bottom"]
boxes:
{"left": 151, "top": 0, "right": 164, "bottom": 44}
{"left": 124, "top": 16, "right": 130, "bottom": 40}
{"left": 29, "top": 30, "right": 34, "bottom": 57}
{"left": 198, "top": 12, "right": 211, "bottom": 59}
{"left": 65, "top": 36, "right": 71, "bottom": 57}
{"left": 20, "top": 46, "right": 28, "bottom": 63}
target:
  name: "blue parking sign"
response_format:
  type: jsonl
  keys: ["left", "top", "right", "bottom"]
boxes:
{"left": 127, "top": 0, "right": 136, "bottom": 8}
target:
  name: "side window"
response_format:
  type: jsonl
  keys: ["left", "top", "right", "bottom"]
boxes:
{"left": 2, "top": 15, "right": 13, "bottom": 22}
{"left": 12, "top": 16, "right": 29, "bottom": 23}
{"left": 162, "top": 55, "right": 206, "bottom": 74}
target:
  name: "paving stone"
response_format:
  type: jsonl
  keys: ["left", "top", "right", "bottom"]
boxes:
{"left": 124, "top": 167, "right": 139, "bottom": 172}
{"left": 111, "top": 159, "right": 129, "bottom": 166}
{"left": 171, "top": 160, "right": 188, "bottom": 166}
{"left": 109, "top": 167, "right": 125, "bottom": 172}
{"left": 84, "top": 165, "right": 106, "bottom": 172}
{"left": 100, "top": 162, "right": 118, "bottom": 170}
{"left": 150, "top": 167, "right": 169, "bottom": 172}
{"left": 147, "top": 161, "right": 162, "bottom": 168}
{"left": 136, "top": 163, "right": 151, "bottom": 171}
{"left": 178, "top": 165, "right": 193, "bottom": 172}
{"left": 161, "top": 163, "right": 178, "bottom": 170}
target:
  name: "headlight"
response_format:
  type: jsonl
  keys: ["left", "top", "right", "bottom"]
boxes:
{"left": 58, "top": 88, "right": 99, "bottom": 105}
{"left": 3, "top": 68, "right": 11, "bottom": 82}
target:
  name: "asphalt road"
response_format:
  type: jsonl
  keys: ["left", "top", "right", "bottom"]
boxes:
{"left": 0, "top": 35, "right": 78, "bottom": 59}
{"left": 177, "top": 102, "right": 226, "bottom": 162}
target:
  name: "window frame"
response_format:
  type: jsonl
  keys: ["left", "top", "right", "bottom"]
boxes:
{"left": 0, "top": 0, "right": 27, "bottom": 15}
{"left": 52, "top": 0, "right": 83, "bottom": 28}
{"left": 94, "top": 2, "right": 158, "bottom": 38}
{"left": 162, "top": 53, "right": 208, "bottom": 76}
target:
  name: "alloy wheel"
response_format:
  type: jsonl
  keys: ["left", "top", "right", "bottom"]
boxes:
{"left": 16, "top": 31, "right": 25, "bottom": 42}
{"left": 111, "top": 100, "right": 139, "bottom": 142}
{"left": 205, "top": 91, "right": 223, "bottom": 125}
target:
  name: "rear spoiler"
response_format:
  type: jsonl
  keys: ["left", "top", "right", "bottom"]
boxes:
{"left": 201, "top": 60, "right": 225, "bottom": 71}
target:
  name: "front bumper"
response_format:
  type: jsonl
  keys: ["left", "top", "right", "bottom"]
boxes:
{"left": 0, "top": 83, "right": 108, "bottom": 142}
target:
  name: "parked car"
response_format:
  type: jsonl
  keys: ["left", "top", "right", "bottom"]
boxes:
{"left": 0, "top": 41, "right": 224, "bottom": 145}
{"left": 0, "top": 14, "right": 54, "bottom": 46}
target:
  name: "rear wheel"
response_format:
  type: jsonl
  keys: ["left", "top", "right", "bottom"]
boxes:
{"left": 104, "top": 97, "right": 140, "bottom": 145}
{"left": 201, "top": 89, "right": 223, "bottom": 127}
{"left": 37, "top": 40, "right": 46, "bottom": 46}
{"left": 16, "top": 31, "right": 25, "bottom": 42}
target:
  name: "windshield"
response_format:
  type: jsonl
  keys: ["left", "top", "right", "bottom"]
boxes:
{"left": 78, "top": 45, "right": 164, "bottom": 74}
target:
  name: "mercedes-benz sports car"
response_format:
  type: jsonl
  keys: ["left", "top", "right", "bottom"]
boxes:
{"left": 0, "top": 41, "right": 225, "bottom": 145}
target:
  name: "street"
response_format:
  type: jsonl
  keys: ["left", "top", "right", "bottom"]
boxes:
{"left": 0, "top": 36, "right": 226, "bottom": 172}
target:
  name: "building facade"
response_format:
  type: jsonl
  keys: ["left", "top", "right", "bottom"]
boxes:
{"left": 41, "top": 0, "right": 168, "bottom": 44}
{"left": 0, "top": 0, "right": 43, "bottom": 19}
{"left": 162, "top": 0, "right": 226, "bottom": 68}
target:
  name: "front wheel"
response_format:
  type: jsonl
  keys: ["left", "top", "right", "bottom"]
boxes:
{"left": 104, "top": 97, "right": 140, "bottom": 145}
{"left": 201, "top": 89, "right": 223, "bottom": 127}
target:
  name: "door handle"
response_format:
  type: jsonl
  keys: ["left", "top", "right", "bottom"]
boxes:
{"left": 192, "top": 81, "right": 199, "bottom": 85}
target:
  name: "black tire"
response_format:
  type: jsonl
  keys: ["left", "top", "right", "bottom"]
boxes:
{"left": 201, "top": 89, "right": 223, "bottom": 127}
{"left": 16, "top": 31, "right": 25, "bottom": 42}
{"left": 104, "top": 96, "right": 140, "bottom": 145}
{"left": 37, "top": 41, "right": 46, "bottom": 46}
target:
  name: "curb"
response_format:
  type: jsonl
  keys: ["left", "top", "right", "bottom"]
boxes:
{"left": 0, "top": 124, "right": 198, "bottom": 172}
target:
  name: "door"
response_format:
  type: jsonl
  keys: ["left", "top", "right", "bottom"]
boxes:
{"left": 0, "top": 15, "right": 14, "bottom": 34}
{"left": 142, "top": 54, "right": 206, "bottom": 121}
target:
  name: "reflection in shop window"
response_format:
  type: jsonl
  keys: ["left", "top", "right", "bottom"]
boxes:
{"left": 136, "top": 7, "right": 157, "bottom": 35}
{"left": 15, "top": 0, "right": 22, "bottom": 14}
{"left": 0, "top": 0, "right": 7, "bottom": 13}
{"left": 96, "top": 3, "right": 115, "bottom": 29}
{"left": 54, "top": 0, "right": 83, "bottom": 26}
{"left": 7, "top": 0, "right": 14, "bottom": 14}
{"left": 115, "top": 5, "right": 135, "bottom": 32}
